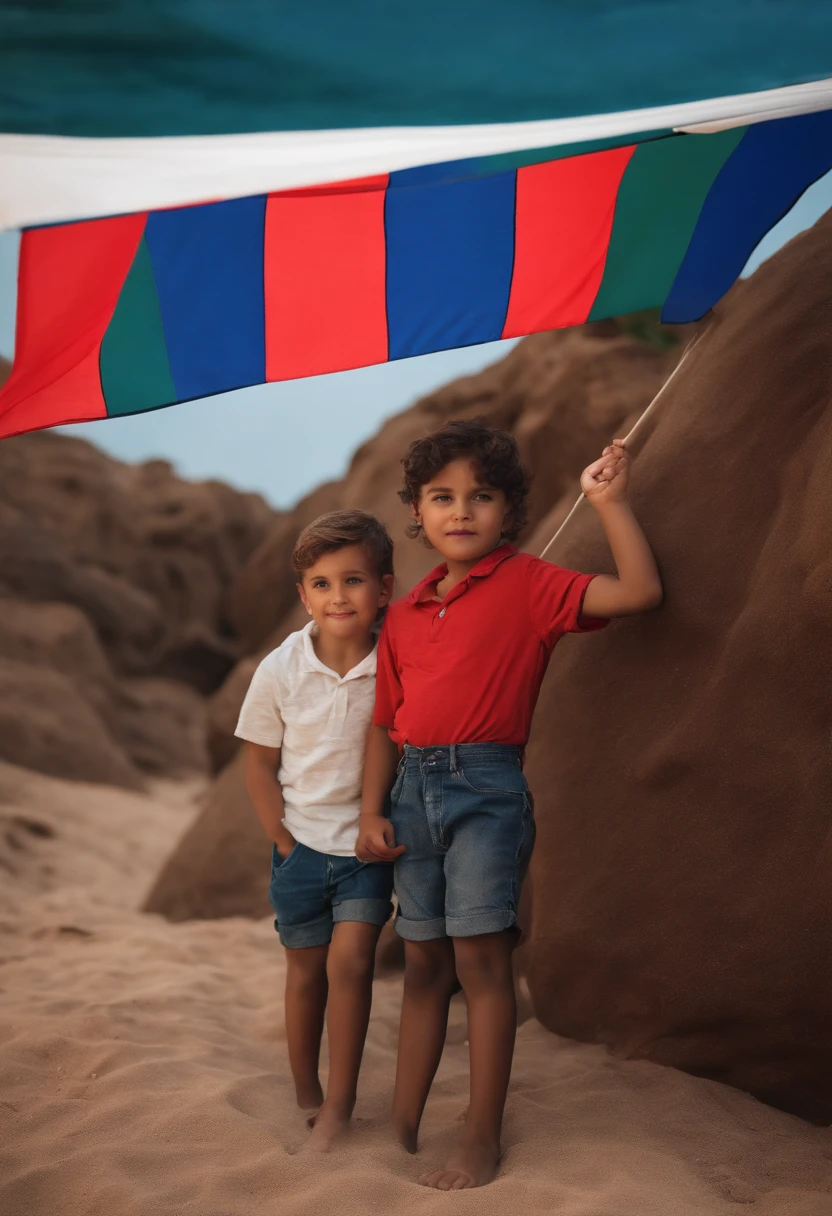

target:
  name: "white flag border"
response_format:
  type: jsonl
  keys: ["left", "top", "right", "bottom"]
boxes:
{"left": 2, "top": 77, "right": 831, "bottom": 231}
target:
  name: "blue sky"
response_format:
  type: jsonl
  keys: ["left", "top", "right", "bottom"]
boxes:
{"left": 1, "top": 170, "right": 830, "bottom": 509}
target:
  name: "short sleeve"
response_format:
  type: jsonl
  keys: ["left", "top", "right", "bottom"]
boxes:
{"left": 526, "top": 557, "right": 609, "bottom": 643}
{"left": 234, "top": 659, "right": 284, "bottom": 747}
{"left": 372, "top": 615, "right": 404, "bottom": 730}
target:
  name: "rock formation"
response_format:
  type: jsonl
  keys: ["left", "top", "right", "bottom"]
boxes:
{"left": 0, "top": 431, "right": 276, "bottom": 785}
{"left": 521, "top": 210, "right": 832, "bottom": 1122}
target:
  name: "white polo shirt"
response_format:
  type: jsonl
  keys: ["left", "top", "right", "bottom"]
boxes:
{"left": 234, "top": 622, "right": 377, "bottom": 856}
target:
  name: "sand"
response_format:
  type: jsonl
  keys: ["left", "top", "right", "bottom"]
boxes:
{"left": 1, "top": 762, "right": 831, "bottom": 1216}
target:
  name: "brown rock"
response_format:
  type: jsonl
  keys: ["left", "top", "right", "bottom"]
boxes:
{"left": 522, "top": 212, "right": 832, "bottom": 1122}
{"left": 114, "top": 678, "right": 207, "bottom": 776}
{"left": 0, "top": 597, "right": 207, "bottom": 779}
{"left": 0, "top": 434, "right": 275, "bottom": 688}
{"left": 144, "top": 749, "right": 270, "bottom": 920}
{"left": 0, "top": 503, "right": 165, "bottom": 666}
{"left": 0, "top": 657, "right": 142, "bottom": 789}
{"left": 0, "top": 598, "right": 118, "bottom": 723}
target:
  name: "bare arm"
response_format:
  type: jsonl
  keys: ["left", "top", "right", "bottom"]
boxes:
{"left": 244, "top": 742, "right": 296, "bottom": 858}
{"left": 580, "top": 440, "right": 663, "bottom": 618}
{"left": 355, "top": 725, "right": 405, "bottom": 862}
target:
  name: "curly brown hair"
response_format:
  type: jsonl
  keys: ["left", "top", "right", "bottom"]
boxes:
{"left": 292, "top": 510, "right": 394, "bottom": 580}
{"left": 398, "top": 418, "right": 531, "bottom": 543}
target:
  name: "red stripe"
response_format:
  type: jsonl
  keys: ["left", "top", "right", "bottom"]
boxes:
{"left": 502, "top": 146, "right": 635, "bottom": 339}
{"left": 0, "top": 214, "right": 146, "bottom": 438}
{"left": 265, "top": 177, "right": 388, "bottom": 382}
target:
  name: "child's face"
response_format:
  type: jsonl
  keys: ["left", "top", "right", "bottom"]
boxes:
{"left": 413, "top": 459, "right": 510, "bottom": 565}
{"left": 298, "top": 544, "right": 392, "bottom": 641}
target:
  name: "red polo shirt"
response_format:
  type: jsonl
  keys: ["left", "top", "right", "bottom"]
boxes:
{"left": 373, "top": 543, "right": 607, "bottom": 748}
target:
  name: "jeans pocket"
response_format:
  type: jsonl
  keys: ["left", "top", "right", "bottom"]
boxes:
{"left": 458, "top": 763, "right": 527, "bottom": 798}
{"left": 272, "top": 842, "right": 300, "bottom": 873}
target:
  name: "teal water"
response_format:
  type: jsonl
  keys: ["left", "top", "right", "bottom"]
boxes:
{"left": 0, "top": 1, "right": 830, "bottom": 136}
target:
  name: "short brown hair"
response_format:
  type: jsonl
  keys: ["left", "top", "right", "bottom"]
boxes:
{"left": 292, "top": 509, "right": 394, "bottom": 580}
{"left": 398, "top": 418, "right": 531, "bottom": 542}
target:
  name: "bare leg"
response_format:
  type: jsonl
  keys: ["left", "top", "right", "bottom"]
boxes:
{"left": 284, "top": 944, "right": 329, "bottom": 1110}
{"left": 304, "top": 921, "right": 382, "bottom": 1151}
{"left": 392, "top": 938, "right": 458, "bottom": 1152}
{"left": 420, "top": 931, "right": 516, "bottom": 1189}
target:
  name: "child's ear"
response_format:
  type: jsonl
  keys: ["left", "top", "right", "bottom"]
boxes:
{"left": 409, "top": 502, "right": 422, "bottom": 526}
{"left": 378, "top": 574, "right": 395, "bottom": 607}
{"left": 296, "top": 581, "right": 313, "bottom": 616}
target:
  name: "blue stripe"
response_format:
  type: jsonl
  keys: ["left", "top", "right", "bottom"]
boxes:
{"left": 389, "top": 159, "right": 487, "bottom": 188}
{"left": 385, "top": 171, "right": 516, "bottom": 360}
{"left": 662, "top": 110, "right": 832, "bottom": 323}
{"left": 145, "top": 196, "right": 266, "bottom": 400}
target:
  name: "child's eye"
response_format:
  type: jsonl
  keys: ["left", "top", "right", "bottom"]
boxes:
{"left": 346, "top": 577, "right": 364, "bottom": 585}
{"left": 432, "top": 494, "right": 452, "bottom": 503}
{"left": 312, "top": 580, "right": 328, "bottom": 589}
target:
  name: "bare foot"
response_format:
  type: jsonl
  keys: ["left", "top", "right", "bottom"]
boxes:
{"left": 419, "top": 1137, "right": 501, "bottom": 1189}
{"left": 393, "top": 1117, "right": 418, "bottom": 1154}
{"left": 301, "top": 1103, "right": 351, "bottom": 1153}
{"left": 296, "top": 1080, "right": 323, "bottom": 1112}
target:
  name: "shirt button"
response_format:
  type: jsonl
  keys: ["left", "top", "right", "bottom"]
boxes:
{"left": 438, "top": 608, "right": 446, "bottom": 617}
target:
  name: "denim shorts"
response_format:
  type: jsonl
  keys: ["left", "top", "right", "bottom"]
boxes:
{"left": 268, "top": 841, "right": 394, "bottom": 949}
{"left": 389, "top": 743, "right": 536, "bottom": 941}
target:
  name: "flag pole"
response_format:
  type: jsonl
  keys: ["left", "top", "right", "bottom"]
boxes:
{"left": 539, "top": 322, "right": 709, "bottom": 562}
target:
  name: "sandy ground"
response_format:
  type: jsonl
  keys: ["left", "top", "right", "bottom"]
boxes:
{"left": 1, "top": 760, "right": 831, "bottom": 1216}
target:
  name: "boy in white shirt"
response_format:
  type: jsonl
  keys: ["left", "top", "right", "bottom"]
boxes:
{"left": 236, "top": 510, "right": 398, "bottom": 1151}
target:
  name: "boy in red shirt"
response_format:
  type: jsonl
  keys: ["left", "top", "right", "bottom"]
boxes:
{"left": 356, "top": 419, "right": 662, "bottom": 1189}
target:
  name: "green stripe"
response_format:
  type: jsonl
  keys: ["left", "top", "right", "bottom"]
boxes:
{"left": 100, "top": 235, "right": 176, "bottom": 415}
{"left": 589, "top": 127, "right": 746, "bottom": 321}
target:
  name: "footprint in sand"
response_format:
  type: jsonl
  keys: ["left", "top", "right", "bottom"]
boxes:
{"left": 224, "top": 1073, "right": 286, "bottom": 1123}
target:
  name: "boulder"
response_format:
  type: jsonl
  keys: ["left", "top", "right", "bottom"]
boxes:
{"left": 144, "top": 749, "right": 270, "bottom": 920}
{"left": 0, "top": 503, "right": 165, "bottom": 668}
{"left": 0, "top": 657, "right": 142, "bottom": 789}
{"left": 0, "top": 598, "right": 207, "bottom": 779}
{"left": 114, "top": 678, "right": 208, "bottom": 776}
{"left": 0, "top": 434, "right": 276, "bottom": 688}
{"left": 522, "top": 211, "right": 832, "bottom": 1122}
{"left": 0, "top": 597, "right": 118, "bottom": 724}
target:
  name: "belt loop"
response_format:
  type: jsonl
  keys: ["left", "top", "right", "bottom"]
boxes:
{"left": 449, "top": 743, "right": 458, "bottom": 773}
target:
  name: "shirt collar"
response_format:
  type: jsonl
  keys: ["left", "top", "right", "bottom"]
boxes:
{"left": 407, "top": 542, "right": 518, "bottom": 604}
{"left": 296, "top": 620, "right": 378, "bottom": 679}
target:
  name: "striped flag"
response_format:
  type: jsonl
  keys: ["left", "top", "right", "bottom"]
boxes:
{"left": 1, "top": 4, "right": 831, "bottom": 438}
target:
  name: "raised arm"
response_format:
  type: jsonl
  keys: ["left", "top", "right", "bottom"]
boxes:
{"left": 244, "top": 742, "right": 296, "bottom": 858}
{"left": 579, "top": 440, "right": 663, "bottom": 619}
